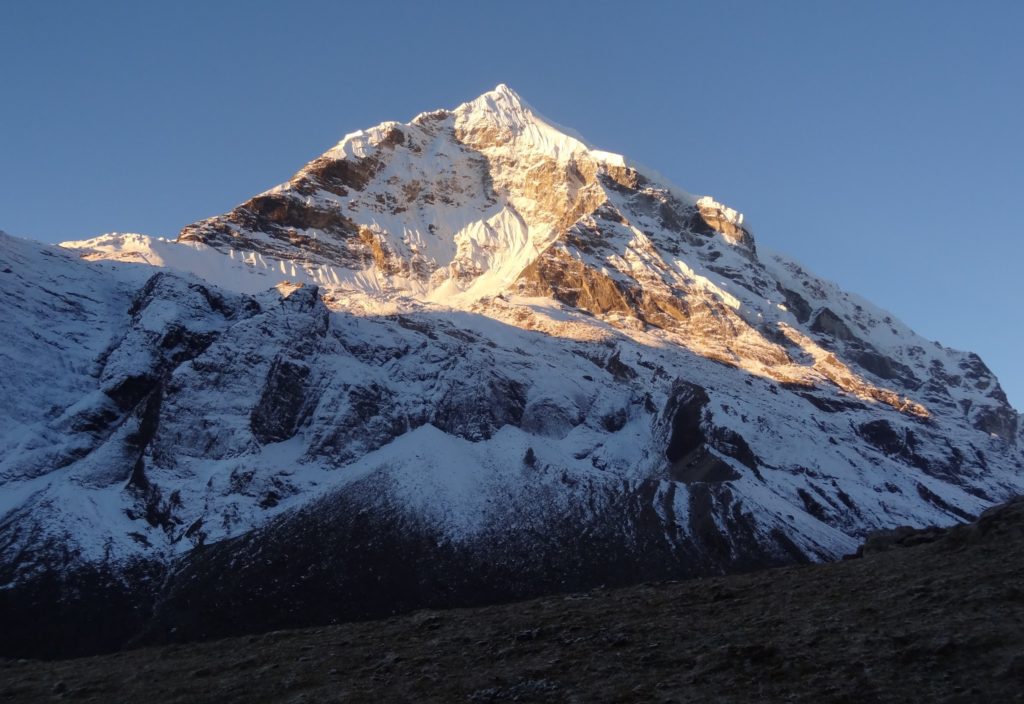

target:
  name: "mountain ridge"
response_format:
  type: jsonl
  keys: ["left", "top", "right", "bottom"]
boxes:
{"left": 1, "top": 85, "right": 1020, "bottom": 658}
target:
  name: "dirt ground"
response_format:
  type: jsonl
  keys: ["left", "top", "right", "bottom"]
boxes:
{"left": 2, "top": 501, "right": 1023, "bottom": 703}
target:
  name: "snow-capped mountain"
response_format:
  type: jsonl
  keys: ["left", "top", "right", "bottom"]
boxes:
{"left": 2, "top": 85, "right": 1021, "bottom": 658}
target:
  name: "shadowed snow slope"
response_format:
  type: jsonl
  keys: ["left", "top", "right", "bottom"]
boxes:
{"left": 2, "top": 85, "right": 1021, "bottom": 658}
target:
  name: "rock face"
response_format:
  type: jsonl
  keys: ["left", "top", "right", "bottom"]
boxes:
{"left": 2, "top": 85, "right": 1022, "bottom": 658}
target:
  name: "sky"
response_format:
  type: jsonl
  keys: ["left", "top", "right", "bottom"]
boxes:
{"left": 1, "top": 0, "right": 1021, "bottom": 407}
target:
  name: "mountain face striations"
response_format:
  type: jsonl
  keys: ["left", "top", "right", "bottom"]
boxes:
{"left": 2, "top": 85, "right": 1021, "bottom": 658}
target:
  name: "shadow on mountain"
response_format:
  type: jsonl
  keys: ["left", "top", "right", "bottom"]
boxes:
{"left": 0, "top": 250, "right": 1017, "bottom": 660}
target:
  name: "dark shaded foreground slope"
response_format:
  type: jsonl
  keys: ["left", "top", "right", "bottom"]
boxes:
{"left": 2, "top": 499, "right": 1023, "bottom": 704}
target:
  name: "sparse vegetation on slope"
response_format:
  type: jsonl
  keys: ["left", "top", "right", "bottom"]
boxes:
{"left": 3, "top": 499, "right": 1022, "bottom": 703}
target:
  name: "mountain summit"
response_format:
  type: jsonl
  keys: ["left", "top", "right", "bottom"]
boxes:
{"left": 3, "top": 86, "right": 1021, "bottom": 657}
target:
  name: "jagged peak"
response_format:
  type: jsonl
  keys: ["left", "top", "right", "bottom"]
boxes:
{"left": 471, "top": 83, "right": 524, "bottom": 109}
{"left": 449, "top": 84, "right": 594, "bottom": 162}
{"left": 456, "top": 83, "right": 530, "bottom": 119}
{"left": 492, "top": 82, "right": 521, "bottom": 100}
{"left": 326, "top": 85, "right": 560, "bottom": 161}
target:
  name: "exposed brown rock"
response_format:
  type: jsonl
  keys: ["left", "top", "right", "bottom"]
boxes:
{"left": 517, "top": 247, "right": 634, "bottom": 317}
{"left": 357, "top": 226, "right": 404, "bottom": 276}
{"left": 602, "top": 163, "right": 649, "bottom": 192}
{"left": 302, "top": 153, "right": 383, "bottom": 194}
{"left": 695, "top": 198, "right": 756, "bottom": 251}
{"left": 377, "top": 125, "right": 405, "bottom": 148}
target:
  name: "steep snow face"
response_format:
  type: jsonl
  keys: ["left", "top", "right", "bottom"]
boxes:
{"left": 166, "top": 84, "right": 607, "bottom": 303}
{"left": 3, "top": 86, "right": 1022, "bottom": 656}
{"left": 93, "top": 85, "right": 685, "bottom": 309}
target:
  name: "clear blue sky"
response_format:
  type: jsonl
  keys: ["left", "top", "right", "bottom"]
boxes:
{"left": 2, "top": 1, "right": 1021, "bottom": 408}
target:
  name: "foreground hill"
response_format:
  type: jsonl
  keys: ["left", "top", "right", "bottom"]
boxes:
{"left": 2, "top": 498, "right": 1022, "bottom": 703}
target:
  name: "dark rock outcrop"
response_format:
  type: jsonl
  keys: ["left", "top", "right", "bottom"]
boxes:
{"left": 661, "top": 382, "right": 743, "bottom": 484}
{"left": 250, "top": 358, "right": 313, "bottom": 443}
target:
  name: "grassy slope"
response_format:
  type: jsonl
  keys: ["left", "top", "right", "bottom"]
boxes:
{"left": 2, "top": 500, "right": 1022, "bottom": 704}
